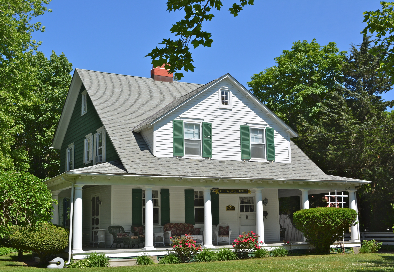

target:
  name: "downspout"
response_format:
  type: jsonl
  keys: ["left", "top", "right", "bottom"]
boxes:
{"left": 66, "top": 183, "right": 74, "bottom": 264}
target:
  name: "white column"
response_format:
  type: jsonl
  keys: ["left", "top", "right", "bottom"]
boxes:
{"left": 300, "top": 189, "right": 309, "bottom": 209}
{"left": 51, "top": 191, "right": 60, "bottom": 225}
{"left": 348, "top": 189, "right": 360, "bottom": 242}
{"left": 255, "top": 189, "right": 264, "bottom": 244}
{"left": 203, "top": 188, "right": 213, "bottom": 247}
{"left": 73, "top": 185, "right": 83, "bottom": 253}
{"left": 144, "top": 187, "right": 154, "bottom": 250}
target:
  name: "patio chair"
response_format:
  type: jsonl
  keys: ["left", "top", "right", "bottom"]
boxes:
{"left": 108, "top": 225, "right": 132, "bottom": 248}
{"left": 214, "top": 223, "right": 232, "bottom": 245}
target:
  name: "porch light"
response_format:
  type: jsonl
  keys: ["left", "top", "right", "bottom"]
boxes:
{"left": 263, "top": 197, "right": 268, "bottom": 206}
{"left": 263, "top": 211, "right": 268, "bottom": 219}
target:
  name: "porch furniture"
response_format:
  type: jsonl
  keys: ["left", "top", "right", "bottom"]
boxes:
{"left": 214, "top": 223, "right": 232, "bottom": 245}
{"left": 131, "top": 225, "right": 145, "bottom": 248}
{"left": 92, "top": 229, "right": 106, "bottom": 247}
{"left": 154, "top": 226, "right": 165, "bottom": 247}
{"left": 108, "top": 226, "right": 135, "bottom": 248}
{"left": 163, "top": 223, "right": 202, "bottom": 246}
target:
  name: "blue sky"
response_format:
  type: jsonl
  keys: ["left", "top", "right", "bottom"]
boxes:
{"left": 33, "top": 0, "right": 393, "bottom": 107}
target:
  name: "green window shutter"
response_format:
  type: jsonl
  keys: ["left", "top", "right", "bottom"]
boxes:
{"left": 184, "top": 189, "right": 195, "bottom": 225}
{"left": 266, "top": 127, "right": 275, "bottom": 161}
{"left": 161, "top": 189, "right": 170, "bottom": 225}
{"left": 240, "top": 125, "right": 251, "bottom": 160}
{"left": 202, "top": 122, "right": 212, "bottom": 158}
{"left": 211, "top": 191, "right": 219, "bottom": 226}
{"left": 132, "top": 189, "right": 143, "bottom": 226}
{"left": 173, "top": 120, "right": 184, "bottom": 156}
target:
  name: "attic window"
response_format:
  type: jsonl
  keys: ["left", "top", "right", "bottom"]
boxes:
{"left": 219, "top": 87, "right": 231, "bottom": 108}
{"left": 81, "top": 90, "right": 87, "bottom": 115}
{"left": 66, "top": 143, "right": 74, "bottom": 171}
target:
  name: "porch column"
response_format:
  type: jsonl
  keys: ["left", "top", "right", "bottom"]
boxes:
{"left": 203, "top": 188, "right": 213, "bottom": 247}
{"left": 348, "top": 189, "right": 360, "bottom": 242}
{"left": 51, "top": 191, "right": 60, "bottom": 225}
{"left": 144, "top": 187, "right": 154, "bottom": 250}
{"left": 300, "top": 189, "right": 309, "bottom": 209}
{"left": 255, "top": 189, "right": 264, "bottom": 244}
{"left": 73, "top": 185, "right": 83, "bottom": 253}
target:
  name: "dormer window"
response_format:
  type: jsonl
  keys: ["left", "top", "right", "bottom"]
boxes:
{"left": 219, "top": 87, "right": 231, "bottom": 108}
{"left": 184, "top": 123, "right": 201, "bottom": 156}
{"left": 250, "top": 128, "right": 266, "bottom": 159}
{"left": 81, "top": 90, "right": 87, "bottom": 115}
{"left": 94, "top": 127, "right": 106, "bottom": 164}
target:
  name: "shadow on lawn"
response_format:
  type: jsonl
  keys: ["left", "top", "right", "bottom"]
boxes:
{"left": 0, "top": 253, "right": 37, "bottom": 267}
{"left": 354, "top": 254, "right": 394, "bottom": 271}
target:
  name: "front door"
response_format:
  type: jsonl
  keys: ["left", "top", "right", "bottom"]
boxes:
{"left": 239, "top": 196, "right": 256, "bottom": 234}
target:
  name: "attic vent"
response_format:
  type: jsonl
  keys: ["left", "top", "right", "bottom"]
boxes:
{"left": 151, "top": 64, "right": 173, "bottom": 83}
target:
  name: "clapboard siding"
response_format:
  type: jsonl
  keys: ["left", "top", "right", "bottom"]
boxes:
{"left": 82, "top": 185, "right": 112, "bottom": 246}
{"left": 111, "top": 185, "right": 133, "bottom": 232}
{"left": 262, "top": 189, "right": 280, "bottom": 242}
{"left": 154, "top": 79, "right": 290, "bottom": 163}
{"left": 169, "top": 187, "right": 186, "bottom": 223}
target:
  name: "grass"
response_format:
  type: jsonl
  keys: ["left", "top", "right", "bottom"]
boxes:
{"left": 1, "top": 252, "right": 394, "bottom": 271}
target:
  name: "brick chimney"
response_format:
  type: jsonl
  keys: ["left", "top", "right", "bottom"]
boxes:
{"left": 151, "top": 64, "right": 173, "bottom": 83}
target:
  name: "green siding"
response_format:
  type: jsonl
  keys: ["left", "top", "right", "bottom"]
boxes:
{"left": 184, "top": 189, "right": 195, "bottom": 225}
{"left": 60, "top": 85, "right": 119, "bottom": 172}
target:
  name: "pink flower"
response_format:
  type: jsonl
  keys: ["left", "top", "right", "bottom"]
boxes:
{"left": 239, "top": 235, "right": 242, "bottom": 237}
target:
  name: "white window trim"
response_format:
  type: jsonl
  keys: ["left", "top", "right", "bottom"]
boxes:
{"left": 66, "top": 143, "right": 74, "bottom": 171}
{"left": 218, "top": 87, "right": 232, "bottom": 109}
{"left": 183, "top": 121, "right": 202, "bottom": 158}
{"left": 84, "top": 133, "right": 93, "bottom": 164}
{"left": 249, "top": 126, "right": 267, "bottom": 162}
{"left": 194, "top": 191, "right": 204, "bottom": 224}
{"left": 93, "top": 127, "right": 106, "bottom": 164}
{"left": 81, "top": 90, "right": 87, "bottom": 116}
{"left": 143, "top": 190, "right": 160, "bottom": 225}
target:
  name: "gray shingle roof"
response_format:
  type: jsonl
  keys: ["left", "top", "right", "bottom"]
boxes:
{"left": 75, "top": 69, "right": 367, "bottom": 183}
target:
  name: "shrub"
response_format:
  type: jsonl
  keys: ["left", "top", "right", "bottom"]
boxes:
{"left": 6, "top": 222, "right": 68, "bottom": 263}
{"left": 216, "top": 248, "right": 238, "bottom": 261}
{"left": 171, "top": 234, "right": 201, "bottom": 263}
{"left": 293, "top": 207, "right": 357, "bottom": 254}
{"left": 159, "top": 253, "right": 180, "bottom": 264}
{"left": 232, "top": 231, "right": 260, "bottom": 258}
{"left": 254, "top": 248, "right": 269, "bottom": 258}
{"left": 67, "top": 252, "right": 109, "bottom": 268}
{"left": 136, "top": 255, "right": 154, "bottom": 265}
{"left": 195, "top": 248, "right": 217, "bottom": 262}
{"left": 360, "top": 240, "right": 382, "bottom": 253}
{"left": 0, "top": 247, "right": 16, "bottom": 256}
{"left": 270, "top": 247, "right": 288, "bottom": 257}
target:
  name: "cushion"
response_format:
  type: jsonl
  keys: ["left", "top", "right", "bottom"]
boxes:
{"left": 133, "top": 226, "right": 144, "bottom": 236}
{"left": 193, "top": 228, "right": 201, "bottom": 235}
{"left": 116, "top": 233, "right": 128, "bottom": 238}
{"left": 219, "top": 226, "right": 229, "bottom": 236}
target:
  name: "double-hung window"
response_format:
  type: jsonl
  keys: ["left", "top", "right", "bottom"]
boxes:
{"left": 221, "top": 89, "right": 229, "bottom": 105}
{"left": 84, "top": 134, "right": 93, "bottom": 164}
{"left": 143, "top": 190, "right": 159, "bottom": 224}
{"left": 194, "top": 191, "right": 204, "bottom": 223}
{"left": 250, "top": 128, "right": 265, "bottom": 159}
{"left": 81, "top": 90, "right": 87, "bottom": 115}
{"left": 184, "top": 123, "right": 201, "bottom": 156}
{"left": 66, "top": 143, "right": 74, "bottom": 171}
{"left": 94, "top": 127, "right": 106, "bottom": 164}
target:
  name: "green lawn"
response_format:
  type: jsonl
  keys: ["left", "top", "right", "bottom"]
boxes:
{"left": 1, "top": 253, "right": 394, "bottom": 271}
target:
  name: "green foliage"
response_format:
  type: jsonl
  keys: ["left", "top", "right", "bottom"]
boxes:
{"left": 67, "top": 252, "right": 109, "bottom": 268}
{"left": 5, "top": 223, "right": 68, "bottom": 262}
{"left": 0, "top": 171, "right": 53, "bottom": 238}
{"left": 293, "top": 208, "right": 357, "bottom": 254}
{"left": 159, "top": 253, "right": 180, "bottom": 264}
{"left": 136, "top": 255, "right": 155, "bottom": 265}
{"left": 279, "top": 196, "right": 300, "bottom": 220}
{"left": 171, "top": 234, "right": 202, "bottom": 263}
{"left": 360, "top": 240, "right": 383, "bottom": 253}
{"left": 363, "top": 2, "right": 394, "bottom": 82}
{"left": 0, "top": 247, "right": 16, "bottom": 256}
{"left": 216, "top": 248, "right": 238, "bottom": 261}
{"left": 195, "top": 248, "right": 217, "bottom": 262}
{"left": 270, "top": 247, "right": 288, "bottom": 257}
{"left": 147, "top": 0, "right": 254, "bottom": 80}
{"left": 253, "top": 248, "right": 269, "bottom": 258}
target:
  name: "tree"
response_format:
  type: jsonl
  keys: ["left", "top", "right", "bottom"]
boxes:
{"left": 0, "top": 171, "right": 53, "bottom": 239}
{"left": 363, "top": 1, "right": 394, "bottom": 81}
{"left": 147, "top": 0, "right": 254, "bottom": 80}
{"left": 0, "top": 0, "right": 72, "bottom": 178}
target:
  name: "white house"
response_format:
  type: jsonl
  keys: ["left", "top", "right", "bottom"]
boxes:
{"left": 45, "top": 66, "right": 368, "bottom": 258}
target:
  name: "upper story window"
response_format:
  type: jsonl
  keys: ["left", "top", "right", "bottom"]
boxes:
{"left": 219, "top": 87, "right": 231, "bottom": 108}
{"left": 66, "top": 143, "right": 74, "bottom": 171}
{"left": 84, "top": 134, "right": 93, "bottom": 164}
{"left": 81, "top": 90, "right": 87, "bottom": 116}
{"left": 94, "top": 127, "right": 106, "bottom": 164}
{"left": 184, "top": 123, "right": 201, "bottom": 156}
{"left": 250, "top": 128, "right": 266, "bottom": 159}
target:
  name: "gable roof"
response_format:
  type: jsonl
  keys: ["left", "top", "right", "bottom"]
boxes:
{"left": 53, "top": 69, "right": 368, "bottom": 184}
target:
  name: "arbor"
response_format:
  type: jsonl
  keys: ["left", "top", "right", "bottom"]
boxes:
{"left": 363, "top": 1, "right": 394, "bottom": 81}
{"left": 147, "top": 0, "right": 254, "bottom": 80}
{"left": 0, "top": 0, "right": 72, "bottom": 178}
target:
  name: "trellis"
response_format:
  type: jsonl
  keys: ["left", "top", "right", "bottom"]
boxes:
{"left": 325, "top": 190, "right": 348, "bottom": 208}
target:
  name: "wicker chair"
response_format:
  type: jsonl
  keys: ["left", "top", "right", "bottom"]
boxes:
{"left": 108, "top": 226, "right": 133, "bottom": 248}
{"left": 214, "top": 223, "right": 232, "bottom": 245}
